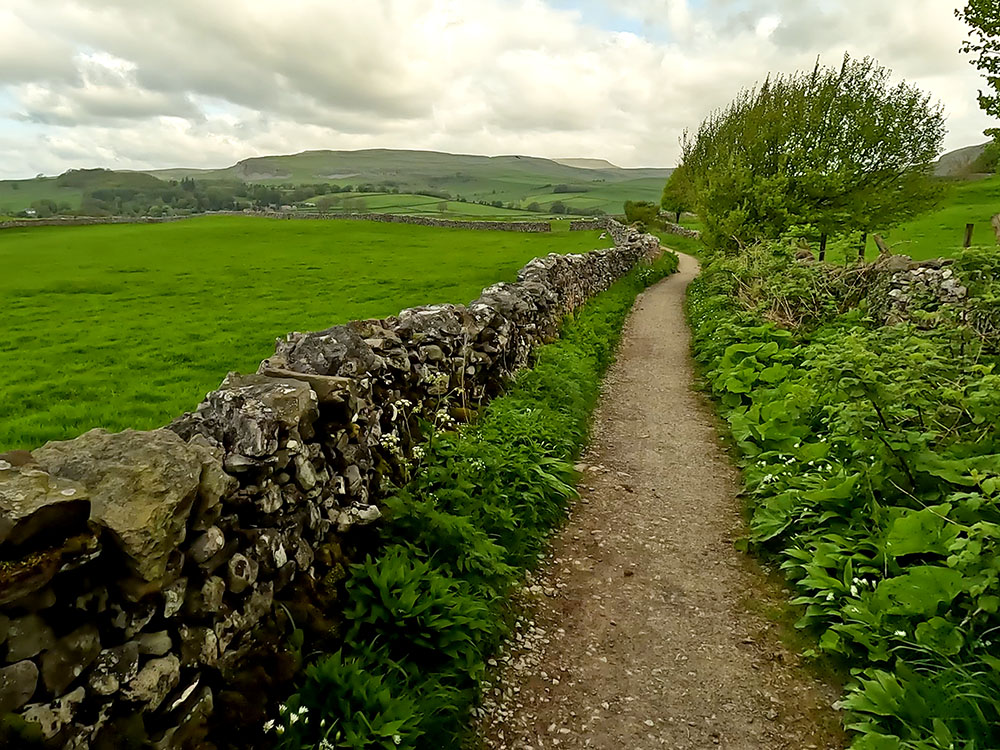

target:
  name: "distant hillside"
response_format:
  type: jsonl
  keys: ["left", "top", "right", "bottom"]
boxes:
{"left": 553, "top": 157, "right": 620, "bottom": 170}
{"left": 934, "top": 142, "right": 991, "bottom": 178}
{"left": 1, "top": 149, "right": 674, "bottom": 217}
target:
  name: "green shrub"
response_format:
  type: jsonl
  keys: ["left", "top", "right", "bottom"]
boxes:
{"left": 688, "top": 243, "right": 1000, "bottom": 749}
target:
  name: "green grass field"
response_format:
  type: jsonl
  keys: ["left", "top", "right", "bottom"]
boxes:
{"left": 879, "top": 175, "right": 1000, "bottom": 259}
{"left": 0, "top": 216, "right": 608, "bottom": 451}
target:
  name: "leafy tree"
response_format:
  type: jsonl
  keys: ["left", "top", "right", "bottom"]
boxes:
{"left": 623, "top": 200, "right": 658, "bottom": 226}
{"left": 550, "top": 201, "right": 568, "bottom": 215}
{"left": 660, "top": 165, "right": 691, "bottom": 223}
{"left": 957, "top": 1, "right": 1000, "bottom": 136}
{"left": 680, "top": 54, "right": 945, "bottom": 255}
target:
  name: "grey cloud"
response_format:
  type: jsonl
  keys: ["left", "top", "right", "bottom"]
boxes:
{"left": 0, "top": 0, "right": 995, "bottom": 179}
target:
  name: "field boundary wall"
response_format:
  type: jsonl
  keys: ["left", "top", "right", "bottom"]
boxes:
{"left": 0, "top": 212, "right": 555, "bottom": 233}
{"left": 0, "top": 221, "right": 659, "bottom": 748}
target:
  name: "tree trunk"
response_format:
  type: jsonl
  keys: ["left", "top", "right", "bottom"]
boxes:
{"left": 818, "top": 233, "right": 828, "bottom": 262}
{"left": 965, "top": 223, "right": 975, "bottom": 248}
{"left": 675, "top": 210, "right": 681, "bottom": 223}
{"left": 858, "top": 232, "right": 868, "bottom": 261}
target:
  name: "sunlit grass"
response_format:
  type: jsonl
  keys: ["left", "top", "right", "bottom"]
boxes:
{"left": 0, "top": 216, "right": 606, "bottom": 450}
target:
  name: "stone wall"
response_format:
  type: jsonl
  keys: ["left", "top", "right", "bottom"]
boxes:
{"left": 658, "top": 220, "right": 701, "bottom": 240}
{"left": 0, "top": 213, "right": 555, "bottom": 233}
{"left": 293, "top": 213, "right": 553, "bottom": 232}
{"left": 0, "top": 223, "right": 661, "bottom": 748}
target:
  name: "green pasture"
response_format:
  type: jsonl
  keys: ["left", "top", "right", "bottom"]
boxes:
{"left": 812, "top": 175, "right": 1000, "bottom": 263}
{"left": 0, "top": 216, "right": 606, "bottom": 451}
{"left": 880, "top": 175, "right": 1000, "bottom": 259}
{"left": 0, "top": 178, "right": 83, "bottom": 215}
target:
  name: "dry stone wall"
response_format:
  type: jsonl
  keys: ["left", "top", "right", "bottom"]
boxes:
{"left": 0, "top": 213, "right": 554, "bottom": 233}
{"left": 0, "top": 223, "right": 660, "bottom": 748}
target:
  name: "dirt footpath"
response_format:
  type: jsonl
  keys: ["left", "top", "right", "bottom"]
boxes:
{"left": 477, "top": 252, "right": 846, "bottom": 750}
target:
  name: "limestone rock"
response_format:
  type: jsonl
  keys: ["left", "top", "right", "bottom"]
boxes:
{"left": 40, "top": 624, "right": 101, "bottom": 695}
{"left": 137, "top": 631, "right": 173, "bottom": 656}
{"left": 124, "top": 655, "right": 180, "bottom": 710}
{"left": 6, "top": 614, "right": 55, "bottom": 661}
{"left": 21, "top": 686, "right": 85, "bottom": 740}
{"left": 270, "top": 324, "right": 378, "bottom": 378}
{"left": 87, "top": 642, "right": 140, "bottom": 696}
{"left": 34, "top": 429, "right": 202, "bottom": 582}
{"left": 179, "top": 625, "right": 219, "bottom": 667}
{"left": 163, "top": 577, "right": 187, "bottom": 618}
{"left": 0, "top": 660, "right": 39, "bottom": 714}
{"left": 0, "top": 464, "right": 90, "bottom": 551}
{"left": 227, "top": 553, "right": 258, "bottom": 594}
{"left": 189, "top": 527, "right": 225, "bottom": 564}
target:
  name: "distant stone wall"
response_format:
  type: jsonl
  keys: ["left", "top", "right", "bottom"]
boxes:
{"left": 297, "top": 212, "right": 553, "bottom": 232}
{"left": 658, "top": 220, "right": 701, "bottom": 240}
{"left": 568, "top": 219, "right": 609, "bottom": 231}
{"left": 0, "top": 216, "right": 196, "bottom": 229}
{"left": 0, "top": 213, "right": 554, "bottom": 233}
{"left": 0, "top": 222, "right": 661, "bottom": 748}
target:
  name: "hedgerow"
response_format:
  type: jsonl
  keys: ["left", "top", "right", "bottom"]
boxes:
{"left": 268, "top": 250, "right": 679, "bottom": 749}
{"left": 688, "top": 243, "right": 1000, "bottom": 750}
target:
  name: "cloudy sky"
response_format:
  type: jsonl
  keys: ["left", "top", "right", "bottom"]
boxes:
{"left": 0, "top": 0, "right": 994, "bottom": 179}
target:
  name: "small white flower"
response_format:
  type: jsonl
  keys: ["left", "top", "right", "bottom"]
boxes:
{"left": 297, "top": 706, "right": 309, "bottom": 716}
{"left": 393, "top": 735, "right": 402, "bottom": 746}
{"left": 826, "top": 592, "right": 835, "bottom": 601}
{"left": 263, "top": 720, "right": 275, "bottom": 732}
{"left": 894, "top": 630, "right": 906, "bottom": 637}
{"left": 289, "top": 713, "right": 300, "bottom": 725}
{"left": 850, "top": 585, "right": 858, "bottom": 597}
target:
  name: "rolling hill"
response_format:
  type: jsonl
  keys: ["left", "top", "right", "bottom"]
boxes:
{"left": 0, "top": 149, "right": 672, "bottom": 217}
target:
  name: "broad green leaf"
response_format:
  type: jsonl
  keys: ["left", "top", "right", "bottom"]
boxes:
{"left": 874, "top": 566, "right": 966, "bottom": 616}
{"left": 914, "top": 617, "right": 964, "bottom": 656}
{"left": 884, "top": 507, "right": 960, "bottom": 558}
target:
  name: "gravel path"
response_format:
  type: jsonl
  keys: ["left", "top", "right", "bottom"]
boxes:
{"left": 477, "top": 252, "right": 847, "bottom": 750}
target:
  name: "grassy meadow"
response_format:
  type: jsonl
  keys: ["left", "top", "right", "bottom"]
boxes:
{"left": 813, "top": 174, "right": 1000, "bottom": 264}
{"left": 0, "top": 216, "right": 607, "bottom": 451}
{"left": 880, "top": 174, "right": 1000, "bottom": 259}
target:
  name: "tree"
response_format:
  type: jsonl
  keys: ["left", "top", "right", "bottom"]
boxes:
{"left": 957, "top": 1, "right": 1000, "bottom": 136}
{"left": 680, "top": 54, "right": 945, "bottom": 255}
{"left": 623, "top": 200, "right": 659, "bottom": 226}
{"left": 660, "top": 165, "right": 692, "bottom": 223}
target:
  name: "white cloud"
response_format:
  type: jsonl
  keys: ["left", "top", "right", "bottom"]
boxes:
{"left": 0, "top": 0, "right": 994, "bottom": 178}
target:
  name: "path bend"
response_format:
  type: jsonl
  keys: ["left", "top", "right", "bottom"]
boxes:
{"left": 478, "top": 252, "right": 845, "bottom": 750}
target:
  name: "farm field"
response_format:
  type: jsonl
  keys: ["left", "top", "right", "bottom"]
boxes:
{"left": 0, "top": 216, "right": 608, "bottom": 451}
{"left": 880, "top": 174, "right": 1000, "bottom": 259}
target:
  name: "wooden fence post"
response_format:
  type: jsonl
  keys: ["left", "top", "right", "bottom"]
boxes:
{"left": 858, "top": 232, "right": 868, "bottom": 261}
{"left": 873, "top": 234, "right": 891, "bottom": 256}
{"left": 992, "top": 215, "right": 1000, "bottom": 244}
{"left": 818, "top": 233, "right": 828, "bottom": 262}
{"left": 965, "top": 223, "right": 975, "bottom": 248}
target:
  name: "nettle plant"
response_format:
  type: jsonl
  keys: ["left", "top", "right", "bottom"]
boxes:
{"left": 689, "top": 244, "right": 1000, "bottom": 749}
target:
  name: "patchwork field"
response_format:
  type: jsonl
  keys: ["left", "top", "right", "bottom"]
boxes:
{"left": 0, "top": 216, "right": 607, "bottom": 451}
